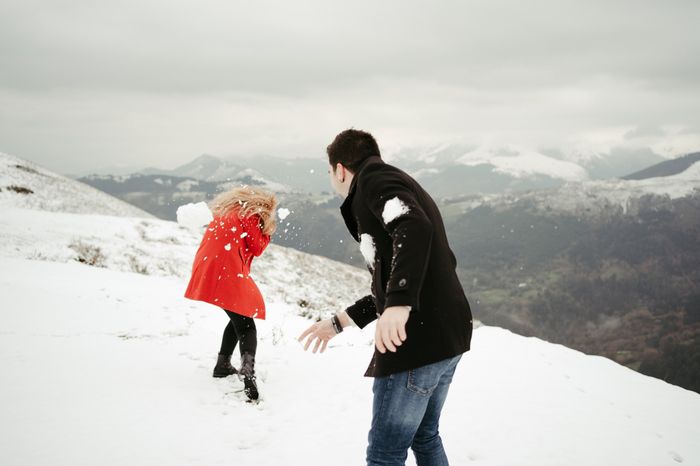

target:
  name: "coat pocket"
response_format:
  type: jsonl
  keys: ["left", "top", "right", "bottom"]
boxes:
{"left": 237, "top": 247, "right": 250, "bottom": 275}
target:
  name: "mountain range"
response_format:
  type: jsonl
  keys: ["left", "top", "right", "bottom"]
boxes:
{"left": 73, "top": 143, "right": 670, "bottom": 199}
{"left": 442, "top": 161, "right": 700, "bottom": 392}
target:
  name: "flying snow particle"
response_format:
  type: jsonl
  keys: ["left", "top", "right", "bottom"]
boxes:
{"left": 240, "top": 232, "right": 248, "bottom": 238}
{"left": 224, "top": 243, "right": 231, "bottom": 251}
{"left": 176, "top": 201, "right": 213, "bottom": 230}
{"left": 382, "top": 197, "right": 410, "bottom": 224}
{"left": 278, "top": 208, "right": 291, "bottom": 221}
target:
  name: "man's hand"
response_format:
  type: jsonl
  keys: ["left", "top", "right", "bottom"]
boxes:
{"left": 298, "top": 319, "right": 337, "bottom": 354}
{"left": 375, "top": 306, "right": 410, "bottom": 353}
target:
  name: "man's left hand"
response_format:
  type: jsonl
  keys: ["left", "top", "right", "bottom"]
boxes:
{"left": 375, "top": 306, "right": 410, "bottom": 353}
{"left": 298, "top": 319, "right": 337, "bottom": 354}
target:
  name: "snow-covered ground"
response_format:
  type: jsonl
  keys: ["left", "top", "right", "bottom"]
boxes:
{"left": 1, "top": 154, "right": 699, "bottom": 465}
{"left": 2, "top": 253, "right": 699, "bottom": 466}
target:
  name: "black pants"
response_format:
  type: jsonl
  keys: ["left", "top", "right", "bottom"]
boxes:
{"left": 219, "top": 309, "right": 257, "bottom": 358}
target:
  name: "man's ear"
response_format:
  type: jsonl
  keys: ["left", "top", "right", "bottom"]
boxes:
{"left": 335, "top": 163, "right": 346, "bottom": 182}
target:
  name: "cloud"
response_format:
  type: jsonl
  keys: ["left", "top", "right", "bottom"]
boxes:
{"left": 624, "top": 126, "right": 666, "bottom": 140}
{"left": 0, "top": 0, "right": 698, "bottom": 172}
{"left": 2, "top": 0, "right": 699, "bottom": 94}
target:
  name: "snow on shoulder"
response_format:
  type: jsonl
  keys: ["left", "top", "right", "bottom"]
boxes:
{"left": 359, "top": 233, "right": 376, "bottom": 268}
{"left": 382, "top": 196, "right": 410, "bottom": 224}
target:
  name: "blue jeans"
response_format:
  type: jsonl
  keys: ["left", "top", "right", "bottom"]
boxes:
{"left": 366, "top": 354, "right": 462, "bottom": 466}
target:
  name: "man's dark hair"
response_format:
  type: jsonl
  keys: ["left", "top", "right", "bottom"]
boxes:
{"left": 327, "top": 129, "right": 381, "bottom": 173}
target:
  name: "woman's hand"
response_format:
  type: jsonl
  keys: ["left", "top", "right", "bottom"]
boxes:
{"left": 298, "top": 319, "right": 337, "bottom": 353}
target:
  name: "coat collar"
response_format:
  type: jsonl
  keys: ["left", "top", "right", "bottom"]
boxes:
{"left": 340, "top": 156, "right": 384, "bottom": 241}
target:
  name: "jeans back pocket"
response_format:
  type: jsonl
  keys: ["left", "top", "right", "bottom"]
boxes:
{"left": 407, "top": 362, "right": 444, "bottom": 396}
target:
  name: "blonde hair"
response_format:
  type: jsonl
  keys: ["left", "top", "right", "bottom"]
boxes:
{"left": 209, "top": 185, "right": 278, "bottom": 236}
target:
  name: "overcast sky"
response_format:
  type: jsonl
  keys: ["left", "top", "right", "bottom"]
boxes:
{"left": 1, "top": 0, "right": 699, "bottom": 174}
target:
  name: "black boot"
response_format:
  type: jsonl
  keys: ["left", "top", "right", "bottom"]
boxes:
{"left": 212, "top": 353, "right": 238, "bottom": 378}
{"left": 239, "top": 353, "right": 259, "bottom": 401}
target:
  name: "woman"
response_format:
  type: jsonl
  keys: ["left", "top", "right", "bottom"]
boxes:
{"left": 184, "top": 186, "right": 277, "bottom": 401}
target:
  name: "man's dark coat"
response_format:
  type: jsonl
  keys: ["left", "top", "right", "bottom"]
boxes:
{"left": 341, "top": 156, "right": 473, "bottom": 377}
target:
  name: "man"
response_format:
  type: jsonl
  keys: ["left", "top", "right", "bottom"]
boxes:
{"left": 299, "top": 129, "right": 473, "bottom": 466}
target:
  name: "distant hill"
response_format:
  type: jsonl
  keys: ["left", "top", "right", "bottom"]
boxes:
{"left": 138, "top": 153, "right": 331, "bottom": 193}
{"left": 441, "top": 161, "right": 700, "bottom": 392}
{"left": 622, "top": 152, "right": 700, "bottom": 180}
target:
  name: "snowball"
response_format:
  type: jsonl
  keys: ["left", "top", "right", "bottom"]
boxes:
{"left": 359, "top": 233, "right": 376, "bottom": 268}
{"left": 382, "top": 197, "right": 410, "bottom": 225}
{"left": 278, "top": 208, "right": 291, "bottom": 221}
{"left": 176, "top": 202, "right": 213, "bottom": 230}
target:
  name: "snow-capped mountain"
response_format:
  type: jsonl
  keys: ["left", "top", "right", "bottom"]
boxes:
{"left": 0, "top": 151, "right": 152, "bottom": 217}
{"left": 553, "top": 146, "right": 668, "bottom": 180}
{"left": 438, "top": 160, "right": 700, "bottom": 394}
{"left": 385, "top": 143, "right": 672, "bottom": 198}
{"left": 142, "top": 154, "right": 248, "bottom": 182}
{"left": 623, "top": 151, "right": 700, "bottom": 180}
{"left": 139, "top": 154, "right": 293, "bottom": 193}
{"left": 456, "top": 143, "right": 589, "bottom": 181}
{"left": 450, "top": 158, "right": 700, "bottom": 218}
{"left": 1, "top": 155, "right": 698, "bottom": 466}
{"left": 137, "top": 153, "right": 331, "bottom": 194}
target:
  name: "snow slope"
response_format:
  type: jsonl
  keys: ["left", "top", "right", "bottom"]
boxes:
{"left": 1, "top": 253, "right": 698, "bottom": 466}
{"left": 1, "top": 165, "right": 699, "bottom": 465}
{"left": 0, "top": 207, "right": 370, "bottom": 320}
{"left": 0, "top": 151, "right": 152, "bottom": 217}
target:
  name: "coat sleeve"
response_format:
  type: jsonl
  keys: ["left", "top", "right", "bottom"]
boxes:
{"left": 359, "top": 170, "right": 433, "bottom": 312}
{"left": 242, "top": 214, "right": 271, "bottom": 257}
{"left": 344, "top": 294, "right": 378, "bottom": 329}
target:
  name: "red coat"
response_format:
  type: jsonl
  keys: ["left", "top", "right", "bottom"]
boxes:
{"left": 184, "top": 211, "right": 271, "bottom": 319}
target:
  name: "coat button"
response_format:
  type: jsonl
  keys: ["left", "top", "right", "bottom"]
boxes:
{"left": 399, "top": 278, "right": 407, "bottom": 287}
